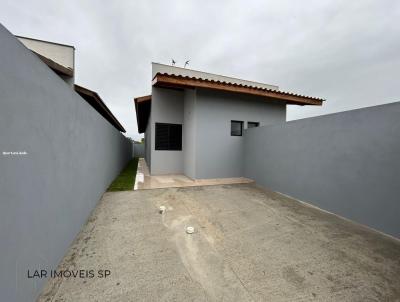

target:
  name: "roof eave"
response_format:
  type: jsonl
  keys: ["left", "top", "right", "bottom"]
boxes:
{"left": 74, "top": 84, "right": 126, "bottom": 133}
{"left": 134, "top": 95, "right": 152, "bottom": 134}
{"left": 152, "top": 73, "right": 324, "bottom": 106}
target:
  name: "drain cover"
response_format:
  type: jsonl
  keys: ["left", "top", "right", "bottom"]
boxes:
{"left": 159, "top": 206, "right": 166, "bottom": 214}
{"left": 186, "top": 226, "right": 195, "bottom": 234}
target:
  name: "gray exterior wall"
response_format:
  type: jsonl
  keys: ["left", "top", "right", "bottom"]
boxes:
{"left": 195, "top": 89, "right": 286, "bottom": 179}
{"left": 148, "top": 62, "right": 285, "bottom": 178}
{"left": 244, "top": 102, "right": 400, "bottom": 238}
{"left": 0, "top": 25, "right": 132, "bottom": 302}
{"left": 144, "top": 112, "right": 152, "bottom": 169}
{"left": 149, "top": 87, "right": 184, "bottom": 174}
{"left": 183, "top": 89, "right": 197, "bottom": 179}
{"left": 133, "top": 143, "right": 145, "bottom": 158}
{"left": 148, "top": 87, "right": 286, "bottom": 178}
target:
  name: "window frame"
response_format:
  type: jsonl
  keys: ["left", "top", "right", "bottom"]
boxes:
{"left": 247, "top": 121, "right": 260, "bottom": 128}
{"left": 155, "top": 122, "right": 183, "bottom": 151}
{"left": 230, "top": 120, "right": 244, "bottom": 136}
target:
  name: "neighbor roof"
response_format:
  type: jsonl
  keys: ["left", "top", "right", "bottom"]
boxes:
{"left": 75, "top": 85, "right": 126, "bottom": 132}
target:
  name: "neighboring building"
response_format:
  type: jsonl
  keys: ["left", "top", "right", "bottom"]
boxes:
{"left": 17, "top": 35, "right": 125, "bottom": 132}
{"left": 134, "top": 63, "right": 324, "bottom": 179}
{"left": 17, "top": 36, "right": 75, "bottom": 86}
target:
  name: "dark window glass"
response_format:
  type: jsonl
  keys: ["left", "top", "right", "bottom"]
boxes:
{"left": 231, "top": 120, "right": 243, "bottom": 136}
{"left": 248, "top": 122, "right": 260, "bottom": 128}
{"left": 155, "top": 123, "right": 182, "bottom": 150}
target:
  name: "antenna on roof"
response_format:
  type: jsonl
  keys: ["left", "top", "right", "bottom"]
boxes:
{"left": 171, "top": 59, "right": 176, "bottom": 66}
{"left": 184, "top": 60, "right": 190, "bottom": 68}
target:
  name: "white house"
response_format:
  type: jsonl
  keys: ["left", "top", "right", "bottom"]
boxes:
{"left": 134, "top": 63, "right": 324, "bottom": 179}
{"left": 17, "top": 35, "right": 125, "bottom": 133}
{"left": 17, "top": 36, "right": 75, "bottom": 86}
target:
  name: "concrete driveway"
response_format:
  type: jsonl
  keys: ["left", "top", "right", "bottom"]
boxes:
{"left": 38, "top": 184, "right": 400, "bottom": 301}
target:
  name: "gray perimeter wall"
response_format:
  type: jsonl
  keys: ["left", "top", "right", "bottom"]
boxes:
{"left": 244, "top": 102, "right": 400, "bottom": 238}
{"left": 133, "top": 143, "right": 145, "bottom": 158}
{"left": 0, "top": 24, "right": 132, "bottom": 302}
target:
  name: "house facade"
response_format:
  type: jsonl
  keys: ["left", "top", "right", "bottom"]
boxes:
{"left": 135, "top": 63, "right": 323, "bottom": 179}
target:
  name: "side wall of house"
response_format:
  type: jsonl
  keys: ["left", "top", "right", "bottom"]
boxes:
{"left": 144, "top": 112, "right": 152, "bottom": 169}
{"left": 195, "top": 89, "right": 286, "bottom": 179}
{"left": 183, "top": 89, "right": 197, "bottom": 179}
{"left": 150, "top": 87, "right": 184, "bottom": 174}
{"left": 0, "top": 25, "right": 132, "bottom": 302}
{"left": 244, "top": 102, "right": 400, "bottom": 238}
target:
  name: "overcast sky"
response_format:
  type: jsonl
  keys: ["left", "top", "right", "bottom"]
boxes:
{"left": 2, "top": 0, "right": 399, "bottom": 140}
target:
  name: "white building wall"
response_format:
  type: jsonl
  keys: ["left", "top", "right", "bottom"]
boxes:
{"left": 17, "top": 37, "right": 74, "bottom": 69}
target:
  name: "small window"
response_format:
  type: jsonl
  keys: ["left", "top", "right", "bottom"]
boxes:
{"left": 231, "top": 120, "right": 243, "bottom": 136}
{"left": 155, "top": 123, "right": 182, "bottom": 150}
{"left": 248, "top": 122, "right": 260, "bottom": 128}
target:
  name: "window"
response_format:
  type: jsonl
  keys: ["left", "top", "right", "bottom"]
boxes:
{"left": 231, "top": 120, "right": 243, "bottom": 136}
{"left": 155, "top": 123, "right": 182, "bottom": 150}
{"left": 248, "top": 121, "right": 260, "bottom": 128}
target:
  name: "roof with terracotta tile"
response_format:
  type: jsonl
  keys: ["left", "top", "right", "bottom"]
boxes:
{"left": 152, "top": 72, "right": 325, "bottom": 105}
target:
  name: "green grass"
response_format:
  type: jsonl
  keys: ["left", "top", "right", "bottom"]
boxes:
{"left": 107, "top": 158, "right": 139, "bottom": 191}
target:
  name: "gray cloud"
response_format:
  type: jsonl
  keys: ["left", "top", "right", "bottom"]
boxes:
{"left": 2, "top": 0, "right": 399, "bottom": 140}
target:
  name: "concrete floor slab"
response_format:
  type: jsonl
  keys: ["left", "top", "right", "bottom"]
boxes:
{"left": 38, "top": 184, "right": 400, "bottom": 302}
{"left": 134, "top": 158, "right": 253, "bottom": 190}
